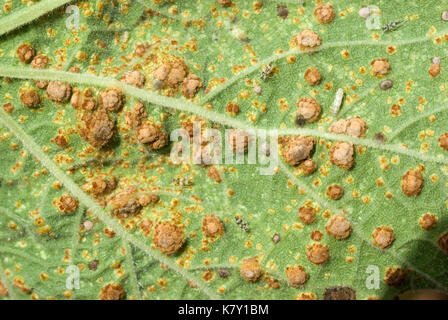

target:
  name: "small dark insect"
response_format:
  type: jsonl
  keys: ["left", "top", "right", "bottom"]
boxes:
{"left": 261, "top": 63, "right": 274, "bottom": 81}
{"left": 373, "top": 133, "right": 386, "bottom": 144}
{"left": 235, "top": 216, "right": 250, "bottom": 232}
{"left": 272, "top": 233, "right": 281, "bottom": 244}
{"left": 277, "top": 5, "right": 289, "bottom": 19}
{"left": 295, "top": 115, "right": 306, "bottom": 127}
{"left": 88, "top": 260, "right": 99, "bottom": 271}
{"left": 382, "top": 21, "right": 405, "bottom": 32}
{"left": 217, "top": 268, "right": 231, "bottom": 278}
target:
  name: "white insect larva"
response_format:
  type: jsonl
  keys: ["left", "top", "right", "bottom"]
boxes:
{"left": 332, "top": 88, "right": 344, "bottom": 116}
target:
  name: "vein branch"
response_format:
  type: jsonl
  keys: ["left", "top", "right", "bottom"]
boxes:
{"left": 0, "top": 109, "right": 221, "bottom": 300}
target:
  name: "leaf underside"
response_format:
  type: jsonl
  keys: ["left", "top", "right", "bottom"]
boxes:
{"left": 0, "top": 0, "right": 447, "bottom": 300}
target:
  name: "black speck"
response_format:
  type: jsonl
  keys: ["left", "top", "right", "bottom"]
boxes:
{"left": 277, "top": 5, "right": 289, "bottom": 19}
{"left": 373, "top": 133, "right": 386, "bottom": 144}
{"left": 296, "top": 115, "right": 306, "bottom": 127}
{"left": 88, "top": 260, "right": 99, "bottom": 271}
{"left": 217, "top": 268, "right": 231, "bottom": 278}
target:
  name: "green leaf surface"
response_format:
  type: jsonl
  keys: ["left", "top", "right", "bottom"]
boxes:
{"left": 0, "top": 0, "right": 447, "bottom": 300}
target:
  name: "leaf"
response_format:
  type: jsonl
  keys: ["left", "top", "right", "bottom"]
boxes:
{"left": 0, "top": 0, "right": 447, "bottom": 300}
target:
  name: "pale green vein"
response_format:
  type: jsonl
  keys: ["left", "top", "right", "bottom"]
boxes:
{"left": 0, "top": 109, "right": 221, "bottom": 300}
{"left": 122, "top": 242, "right": 142, "bottom": 300}
{"left": 0, "top": 66, "right": 447, "bottom": 166}
{"left": 0, "top": 0, "right": 75, "bottom": 37}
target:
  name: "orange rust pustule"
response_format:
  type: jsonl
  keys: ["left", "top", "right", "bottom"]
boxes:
{"left": 153, "top": 222, "right": 185, "bottom": 255}
{"left": 99, "top": 283, "right": 124, "bottom": 300}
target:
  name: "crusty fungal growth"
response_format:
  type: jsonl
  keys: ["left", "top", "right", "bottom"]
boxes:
{"left": 329, "top": 141, "right": 355, "bottom": 170}
{"left": 31, "top": 55, "right": 48, "bottom": 69}
{"left": 138, "top": 194, "right": 159, "bottom": 207}
{"left": 217, "top": 0, "right": 232, "bottom": 7}
{"left": 324, "top": 287, "right": 356, "bottom": 300}
{"left": 314, "top": 4, "right": 335, "bottom": 24}
{"left": 295, "top": 29, "right": 322, "bottom": 51}
{"left": 419, "top": 213, "right": 438, "bottom": 230}
{"left": 429, "top": 63, "right": 441, "bottom": 77}
{"left": 297, "top": 97, "right": 321, "bottom": 122}
{"left": 137, "top": 122, "right": 169, "bottom": 150}
{"left": 153, "top": 61, "right": 188, "bottom": 89}
{"left": 70, "top": 89, "right": 97, "bottom": 111}
{"left": 346, "top": 117, "right": 367, "bottom": 137}
{"left": 0, "top": 281, "right": 8, "bottom": 297}
{"left": 286, "top": 265, "right": 309, "bottom": 288}
{"left": 326, "top": 184, "right": 344, "bottom": 200}
{"left": 299, "top": 206, "right": 316, "bottom": 225}
{"left": 325, "top": 215, "right": 351, "bottom": 240}
{"left": 90, "top": 177, "right": 117, "bottom": 197}
{"left": 438, "top": 133, "right": 448, "bottom": 151}
{"left": 121, "top": 70, "right": 146, "bottom": 88}
{"left": 299, "top": 159, "right": 317, "bottom": 175}
{"left": 306, "top": 244, "right": 329, "bottom": 265}
{"left": 57, "top": 195, "right": 78, "bottom": 214}
{"left": 384, "top": 267, "right": 407, "bottom": 286}
{"left": 227, "top": 129, "right": 250, "bottom": 153}
{"left": 34, "top": 80, "right": 48, "bottom": 89}
{"left": 202, "top": 214, "right": 225, "bottom": 238}
{"left": 304, "top": 67, "right": 322, "bottom": 86}
{"left": 182, "top": 74, "right": 203, "bottom": 98}
{"left": 438, "top": 232, "right": 448, "bottom": 255}
{"left": 54, "top": 134, "right": 68, "bottom": 148}
{"left": 371, "top": 58, "right": 391, "bottom": 77}
{"left": 240, "top": 257, "right": 262, "bottom": 282}
{"left": 207, "top": 167, "right": 222, "bottom": 183}
{"left": 46, "top": 81, "right": 72, "bottom": 102}
{"left": 20, "top": 89, "right": 40, "bottom": 107}
{"left": 125, "top": 101, "right": 147, "bottom": 129}
{"left": 79, "top": 109, "right": 115, "bottom": 148}
{"left": 372, "top": 226, "right": 394, "bottom": 249}
{"left": 99, "top": 283, "right": 124, "bottom": 300}
{"left": 110, "top": 187, "right": 142, "bottom": 217}
{"left": 401, "top": 169, "right": 423, "bottom": 196}
{"left": 17, "top": 43, "right": 35, "bottom": 63}
{"left": 329, "top": 117, "right": 367, "bottom": 138}
{"left": 153, "top": 222, "right": 185, "bottom": 255}
{"left": 284, "top": 136, "right": 316, "bottom": 166}
{"left": 99, "top": 89, "right": 124, "bottom": 112}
